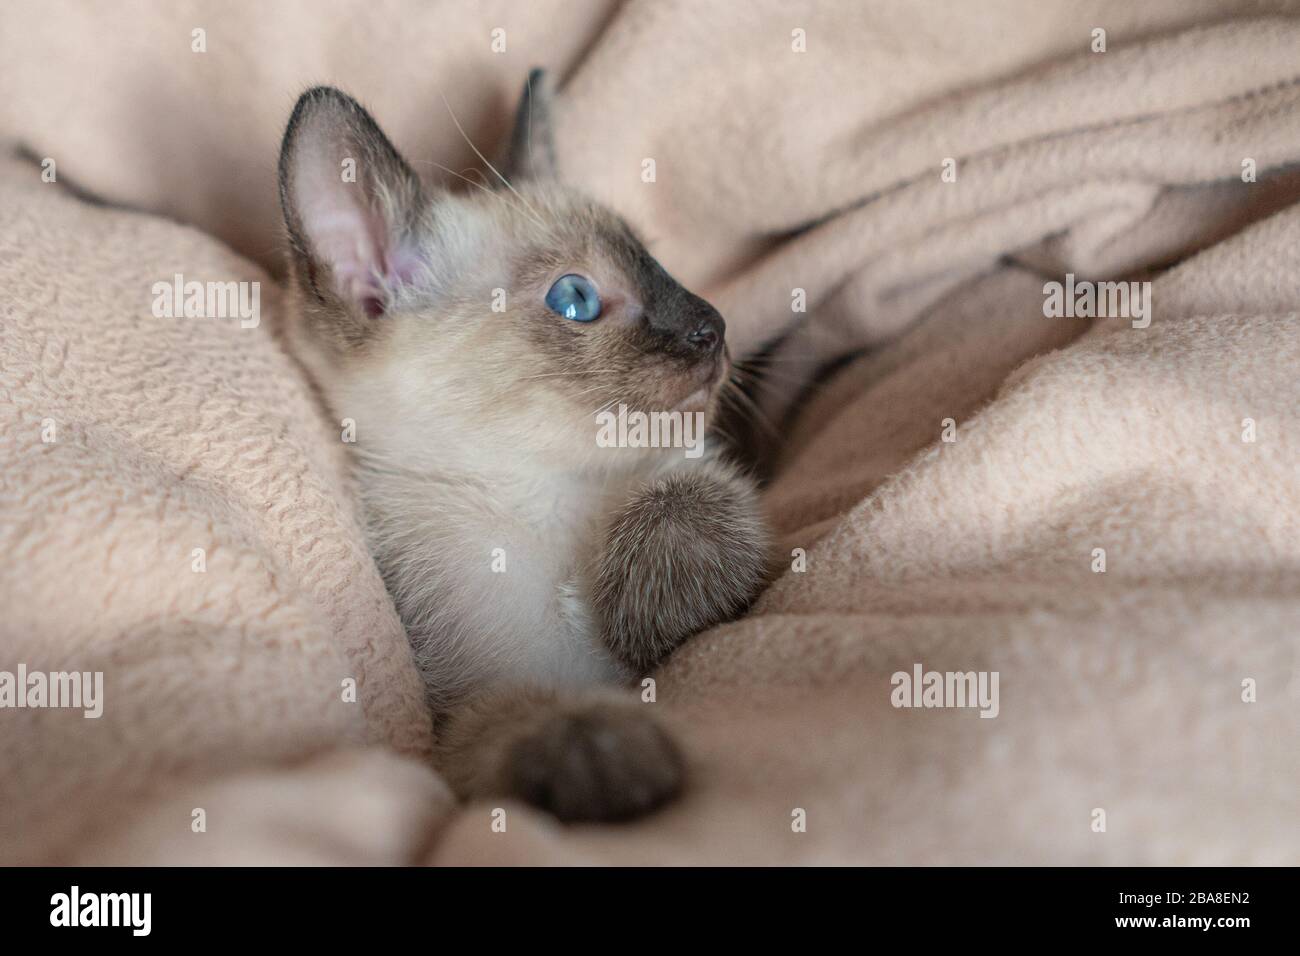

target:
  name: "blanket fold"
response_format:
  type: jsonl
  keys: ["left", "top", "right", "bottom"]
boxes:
{"left": 2, "top": 0, "right": 1297, "bottom": 865}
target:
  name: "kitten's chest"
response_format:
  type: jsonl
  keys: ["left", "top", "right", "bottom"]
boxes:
{"left": 377, "top": 474, "right": 605, "bottom": 595}
{"left": 367, "top": 467, "right": 631, "bottom": 691}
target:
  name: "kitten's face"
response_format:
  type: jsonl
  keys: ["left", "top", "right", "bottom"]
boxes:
{"left": 279, "top": 85, "right": 728, "bottom": 470}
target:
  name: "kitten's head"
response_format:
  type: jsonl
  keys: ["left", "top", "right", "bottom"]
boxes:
{"left": 278, "top": 78, "right": 729, "bottom": 472}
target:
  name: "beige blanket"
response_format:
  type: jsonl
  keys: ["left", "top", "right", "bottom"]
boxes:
{"left": 2, "top": 0, "right": 1297, "bottom": 865}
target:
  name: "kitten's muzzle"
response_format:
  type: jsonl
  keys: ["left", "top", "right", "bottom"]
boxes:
{"left": 646, "top": 295, "right": 726, "bottom": 362}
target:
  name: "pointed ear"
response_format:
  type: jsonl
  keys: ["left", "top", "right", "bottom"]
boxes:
{"left": 278, "top": 87, "right": 426, "bottom": 323}
{"left": 501, "top": 68, "right": 558, "bottom": 182}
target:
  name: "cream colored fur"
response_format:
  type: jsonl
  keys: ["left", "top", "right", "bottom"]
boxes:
{"left": 282, "top": 178, "right": 754, "bottom": 710}
{"left": 2, "top": 0, "right": 1298, "bottom": 863}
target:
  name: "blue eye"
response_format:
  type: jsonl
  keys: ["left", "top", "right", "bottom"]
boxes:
{"left": 545, "top": 274, "right": 601, "bottom": 322}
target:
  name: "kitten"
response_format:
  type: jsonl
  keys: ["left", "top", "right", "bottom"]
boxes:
{"left": 277, "top": 75, "right": 769, "bottom": 822}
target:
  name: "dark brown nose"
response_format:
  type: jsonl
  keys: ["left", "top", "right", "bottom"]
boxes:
{"left": 641, "top": 279, "right": 727, "bottom": 362}
{"left": 686, "top": 313, "right": 724, "bottom": 355}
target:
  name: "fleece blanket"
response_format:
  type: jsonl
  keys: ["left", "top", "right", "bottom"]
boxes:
{"left": 2, "top": 0, "right": 1298, "bottom": 865}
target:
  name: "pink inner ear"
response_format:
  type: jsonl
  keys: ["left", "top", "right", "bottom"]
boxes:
{"left": 302, "top": 202, "right": 402, "bottom": 316}
{"left": 387, "top": 245, "right": 422, "bottom": 287}
{"left": 295, "top": 154, "right": 420, "bottom": 316}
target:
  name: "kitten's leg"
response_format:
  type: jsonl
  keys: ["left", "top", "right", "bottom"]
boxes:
{"left": 594, "top": 460, "right": 770, "bottom": 674}
{"left": 435, "top": 685, "right": 684, "bottom": 823}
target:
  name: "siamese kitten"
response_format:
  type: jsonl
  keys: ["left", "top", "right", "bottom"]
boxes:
{"left": 278, "top": 75, "right": 769, "bottom": 822}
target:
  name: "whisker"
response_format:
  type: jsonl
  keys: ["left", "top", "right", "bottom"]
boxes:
{"left": 730, "top": 364, "right": 815, "bottom": 389}
{"left": 511, "top": 368, "right": 624, "bottom": 383}
{"left": 720, "top": 375, "right": 780, "bottom": 441}
{"left": 412, "top": 157, "right": 537, "bottom": 222}
{"left": 438, "top": 91, "right": 547, "bottom": 229}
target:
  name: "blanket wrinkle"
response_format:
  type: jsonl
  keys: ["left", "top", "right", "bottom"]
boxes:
{"left": 2, "top": 0, "right": 1298, "bottom": 865}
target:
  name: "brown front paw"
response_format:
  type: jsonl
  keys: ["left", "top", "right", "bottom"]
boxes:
{"left": 595, "top": 467, "right": 769, "bottom": 673}
{"left": 505, "top": 700, "right": 684, "bottom": 823}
